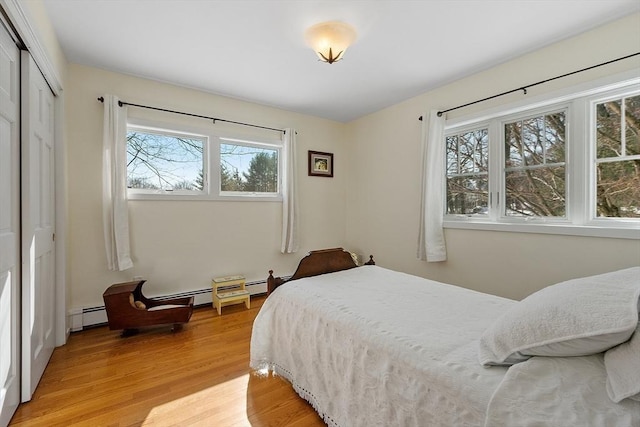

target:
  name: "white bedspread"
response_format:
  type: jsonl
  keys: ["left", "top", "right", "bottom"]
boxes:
{"left": 251, "top": 266, "right": 640, "bottom": 426}
{"left": 250, "top": 266, "right": 513, "bottom": 426}
{"left": 485, "top": 355, "right": 640, "bottom": 427}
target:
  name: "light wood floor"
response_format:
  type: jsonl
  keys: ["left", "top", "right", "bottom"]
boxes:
{"left": 10, "top": 296, "right": 326, "bottom": 427}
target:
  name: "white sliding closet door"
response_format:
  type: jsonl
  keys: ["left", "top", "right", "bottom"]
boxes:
{"left": 21, "top": 51, "right": 56, "bottom": 402}
{"left": 0, "top": 22, "right": 20, "bottom": 426}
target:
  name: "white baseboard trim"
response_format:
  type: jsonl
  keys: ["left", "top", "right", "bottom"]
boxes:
{"left": 68, "top": 279, "right": 268, "bottom": 331}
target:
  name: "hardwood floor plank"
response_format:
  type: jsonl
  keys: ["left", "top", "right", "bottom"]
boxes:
{"left": 9, "top": 296, "right": 325, "bottom": 427}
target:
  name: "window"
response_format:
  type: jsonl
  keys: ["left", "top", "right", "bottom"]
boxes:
{"left": 443, "top": 78, "right": 639, "bottom": 238}
{"left": 446, "top": 128, "right": 489, "bottom": 215}
{"left": 127, "top": 127, "right": 205, "bottom": 193}
{"left": 126, "top": 121, "right": 282, "bottom": 200}
{"left": 220, "top": 140, "right": 279, "bottom": 195}
{"left": 503, "top": 110, "right": 566, "bottom": 218}
{"left": 594, "top": 94, "right": 640, "bottom": 218}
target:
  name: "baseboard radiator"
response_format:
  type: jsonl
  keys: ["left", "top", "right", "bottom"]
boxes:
{"left": 69, "top": 278, "right": 269, "bottom": 332}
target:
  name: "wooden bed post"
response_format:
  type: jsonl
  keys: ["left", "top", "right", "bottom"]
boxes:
{"left": 267, "top": 270, "right": 275, "bottom": 295}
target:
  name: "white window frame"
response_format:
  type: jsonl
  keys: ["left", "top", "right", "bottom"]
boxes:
{"left": 497, "top": 104, "right": 570, "bottom": 223}
{"left": 216, "top": 137, "right": 282, "bottom": 198}
{"left": 126, "top": 123, "right": 209, "bottom": 197}
{"left": 126, "top": 118, "right": 283, "bottom": 202}
{"left": 445, "top": 123, "right": 491, "bottom": 217}
{"left": 443, "top": 71, "right": 640, "bottom": 239}
{"left": 586, "top": 87, "right": 640, "bottom": 227}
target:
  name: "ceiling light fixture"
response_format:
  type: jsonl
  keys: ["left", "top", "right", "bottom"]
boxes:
{"left": 305, "top": 21, "right": 357, "bottom": 64}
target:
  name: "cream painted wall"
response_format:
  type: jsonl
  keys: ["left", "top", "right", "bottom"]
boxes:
{"left": 66, "top": 64, "right": 348, "bottom": 307}
{"left": 30, "top": 9, "right": 640, "bottom": 311}
{"left": 15, "top": 0, "right": 67, "bottom": 86}
{"left": 345, "top": 13, "right": 640, "bottom": 300}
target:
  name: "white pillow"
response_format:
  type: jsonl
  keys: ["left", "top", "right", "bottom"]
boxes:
{"left": 478, "top": 267, "right": 640, "bottom": 366}
{"left": 604, "top": 324, "right": 640, "bottom": 403}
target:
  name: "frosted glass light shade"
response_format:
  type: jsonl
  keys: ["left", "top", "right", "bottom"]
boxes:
{"left": 305, "top": 21, "right": 357, "bottom": 64}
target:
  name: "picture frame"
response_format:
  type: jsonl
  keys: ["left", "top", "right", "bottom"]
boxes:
{"left": 308, "top": 150, "right": 334, "bottom": 177}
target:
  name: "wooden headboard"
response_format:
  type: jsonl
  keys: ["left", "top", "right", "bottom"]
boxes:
{"left": 267, "top": 248, "right": 375, "bottom": 295}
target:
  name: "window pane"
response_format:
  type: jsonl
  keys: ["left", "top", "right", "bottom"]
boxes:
{"left": 506, "top": 112, "right": 565, "bottom": 168}
{"left": 596, "top": 160, "right": 640, "bottom": 218}
{"left": 446, "top": 136, "right": 458, "bottom": 175}
{"left": 505, "top": 121, "right": 523, "bottom": 168}
{"left": 625, "top": 95, "right": 640, "bottom": 156}
{"left": 505, "top": 166, "right": 566, "bottom": 217}
{"left": 504, "top": 112, "right": 566, "bottom": 218}
{"left": 220, "top": 143, "right": 278, "bottom": 193}
{"left": 545, "top": 112, "right": 566, "bottom": 163}
{"left": 447, "top": 129, "right": 488, "bottom": 175}
{"left": 596, "top": 99, "right": 622, "bottom": 159}
{"left": 522, "top": 116, "right": 545, "bottom": 166}
{"left": 446, "top": 128, "right": 489, "bottom": 216}
{"left": 446, "top": 176, "right": 488, "bottom": 215}
{"left": 459, "top": 131, "right": 476, "bottom": 174}
{"left": 474, "top": 129, "right": 489, "bottom": 172}
{"left": 127, "top": 130, "right": 204, "bottom": 191}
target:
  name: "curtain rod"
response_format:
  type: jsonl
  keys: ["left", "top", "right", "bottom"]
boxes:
{"left": 97, "top": 97, "right": 285, "bottom": 133}
{"left": 418, "top": 52, "right": 640, "bottom": 121}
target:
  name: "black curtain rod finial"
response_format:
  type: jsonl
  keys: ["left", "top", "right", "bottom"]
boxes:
{"left": 417, "top": 113, "right": 444, "bottom": 121}
{"left": 97, "top": 97, "right": 124, "bottom": 108}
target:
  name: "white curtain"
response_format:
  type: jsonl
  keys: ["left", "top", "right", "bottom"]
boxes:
{"left": 102, "top": 95, "right": 133, "bottom": 271}
{"left": 417, "top": 110, "right": 447, "bottom": 262}
{"left": 281, "top": 128, "right": 299, "bottom": 253}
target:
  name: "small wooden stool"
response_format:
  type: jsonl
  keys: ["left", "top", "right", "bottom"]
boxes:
{"left": 212, "top": 275, "right": 250, "bottom": 315}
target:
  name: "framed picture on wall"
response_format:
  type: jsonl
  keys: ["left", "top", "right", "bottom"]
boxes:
{"left": 308, "top": 151, "right": 334, "bottom": 177}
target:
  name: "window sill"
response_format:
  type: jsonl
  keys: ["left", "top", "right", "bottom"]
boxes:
{"left": 443, "top": 219, "right": 639, "bottom": 240}
{"left": 127, "top": 193, "right": 282, "bottom": 202}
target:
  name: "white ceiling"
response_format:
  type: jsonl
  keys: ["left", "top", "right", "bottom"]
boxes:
{"left": 43, "top": 0, "right": 639, "bottom": 122}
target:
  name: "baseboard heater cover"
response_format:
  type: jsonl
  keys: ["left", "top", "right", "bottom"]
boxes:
{"left": 69, "top": 278, "right": 273, "bottom": 331}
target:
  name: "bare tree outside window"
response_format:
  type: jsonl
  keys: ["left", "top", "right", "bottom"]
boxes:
{"left": 446, "top": 129, "right": 489, "bottom": 215}
{"left": 126, "top": 130, "right": 204, "bottom": 191}
{"left": 504, "top": 111, "right": 566, "bottom": 217}
{"left": 595, "top": 94, "right": 640, "bottom": 218}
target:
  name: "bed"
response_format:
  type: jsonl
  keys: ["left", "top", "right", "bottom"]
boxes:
{"left": 250, "top": 248, "right": 640, "bottom": 427}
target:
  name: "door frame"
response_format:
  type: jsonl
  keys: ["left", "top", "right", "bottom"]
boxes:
{"left": 0, "top": 0, "right": 67, "bottom": 348}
